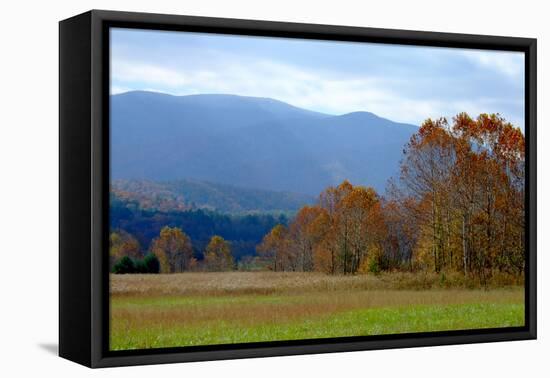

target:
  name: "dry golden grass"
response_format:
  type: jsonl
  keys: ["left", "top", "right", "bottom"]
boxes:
{"left": 111, "top": 271, "right": 377, "bottom": 297}
{"left": 110, "top": 271, "right": 523, "bottom": 297}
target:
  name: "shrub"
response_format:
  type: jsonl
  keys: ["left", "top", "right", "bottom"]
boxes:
{"left": 134, "top": 260, "right": 147, "bottom": 273}
{"left": 113, "top": 254, "right": 161, "bottom": 274}
{"left": 143, "top": 253, "right": 160, "bottom": 274}
{"left": 368, "top": 258, "right": 381, "bottom": 275}
{"left": 113, "top": 256, "right": 136, "bottom": 274}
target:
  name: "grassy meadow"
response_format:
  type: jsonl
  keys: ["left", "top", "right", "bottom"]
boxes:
{"left": 110, "top": 272, "right": 524, "bottom": 350}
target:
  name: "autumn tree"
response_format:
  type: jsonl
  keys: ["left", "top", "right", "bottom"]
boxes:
{"left": 314, "top": 183, "right": 348, "bottom": 273}
{"left": 256, "top": 224, "right": 292, "bottom": 271}
{"left": 260, "top": 181, "right": 387, "bottom": 275}
{"left": 393, "top": 113, "right": 525, "bottom": 280}
{"left": 314, "top": 181, "right": 386, "bottom": 274}
{"left": 381, "top": 191, "right": 420, "bottom": 270}
{"left": 109, "top": 230, "right": 142, "bottom": 270}
{"left": 204, "top": 235, "right": 234, "bottom": 271}
{"left": 399, "top": 118, "right": 457, "bottom": 272}
{"left": 288, "top": 206, "right": 327, "bottom": 272}
{"left": 150, "top": 226, "right": 194, "bottom": 273}
{"left": 452, "top": 113, "right": 525, "bottom": 279}
{"left": 340, "top": 185, "right": 385, "bottom": 273}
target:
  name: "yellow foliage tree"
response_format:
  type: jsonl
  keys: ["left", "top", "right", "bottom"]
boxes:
{"left": 150, "top": 226, "right": 194, "bottom": 273}
{"left": 204, "top": 235, "right": 234, "bottom": 271}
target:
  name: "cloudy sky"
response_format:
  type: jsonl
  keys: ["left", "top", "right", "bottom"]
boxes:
{"left": 110, "top": 28, "right": 525, "bottom": 130}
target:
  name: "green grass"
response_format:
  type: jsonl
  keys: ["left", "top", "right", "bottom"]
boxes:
{"left": 110, "top": 301, "right": 524, "bottom": 350}
{"left": 110, "top": 272, "right": 524, "bottom": 350}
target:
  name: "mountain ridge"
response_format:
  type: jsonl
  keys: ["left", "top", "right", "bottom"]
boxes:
{"left": 111, "top": 91, "right": 418, "bottom": 195}
{"left": 114, "top": 90, "right": 419, "bottom": 125}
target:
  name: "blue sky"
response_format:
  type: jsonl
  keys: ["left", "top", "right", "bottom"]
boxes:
{"left": 110, "top": 28, "right": 525, "bottom": 130}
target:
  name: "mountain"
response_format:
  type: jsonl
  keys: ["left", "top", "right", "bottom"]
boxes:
{"left": 111, "top": 179, "right": 315, "bottom": 214}
{"left": 111, "top": 91, "right": 418, "bottom": 195}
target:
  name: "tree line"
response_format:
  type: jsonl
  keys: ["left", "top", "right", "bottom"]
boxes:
{"left": 256, "top": 113, "right": 525, "bottom": 282}
{"left": 111, "top": 113, "right": 525, "bottom": 282}
{"left": 110, "top": 227, "right": 234, "bottom": 273}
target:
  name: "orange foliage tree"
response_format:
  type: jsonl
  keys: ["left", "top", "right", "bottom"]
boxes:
{"left": 393, "top": 113, "right": 525, "bottom": 281}
{"left": 256, "top": 224, "right": 292, "bottom": 271}
{"left": 260, "top": 181, "right": 386, "bottom": 274}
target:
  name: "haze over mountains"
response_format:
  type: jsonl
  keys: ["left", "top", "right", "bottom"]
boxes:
{"left": 111, "top": 91, "right": 418, "bottom": 198}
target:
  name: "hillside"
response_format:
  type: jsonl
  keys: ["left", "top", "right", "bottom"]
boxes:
{"left": 111, "top": 179, "right": 315, "bottom": 214}
{"left": 111, "top": 91, "right": 418, "bottom": 194}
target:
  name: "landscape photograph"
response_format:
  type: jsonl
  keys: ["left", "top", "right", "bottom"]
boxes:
{"left": 109, "top": 28, "right": 526, "bottom": 351}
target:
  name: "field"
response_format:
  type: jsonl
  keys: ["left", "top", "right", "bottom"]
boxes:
{"left": 110, "top": 272, "right": 524, "bottom": 351}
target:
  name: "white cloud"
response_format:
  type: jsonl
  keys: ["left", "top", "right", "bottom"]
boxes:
{"left": 111, "top": 54, "right": 524, "bottom": 129}
{"left": 461, "top": 50, "right": 524, "bottom": 79}
{"left": 112, "top": 61, "right": 190, "bottom": 88}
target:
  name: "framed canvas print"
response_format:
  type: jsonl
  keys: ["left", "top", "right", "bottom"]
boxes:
{"left": 59, "top": 10, "right": 537, "bottom": 368}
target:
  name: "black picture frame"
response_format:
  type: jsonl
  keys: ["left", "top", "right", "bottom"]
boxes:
{"left": 59, "top": 9, "right": 537, "bottom": 368}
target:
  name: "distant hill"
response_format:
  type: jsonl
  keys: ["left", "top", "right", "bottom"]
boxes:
{"left": 111, "top": 91, "right": 418, "bottom": 194}
{"left": 111, "top": 179, "right": 315, "bottom": 214}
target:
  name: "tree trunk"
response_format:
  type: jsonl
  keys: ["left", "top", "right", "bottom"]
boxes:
{"left": 462, "top": 214, "right": 468, "bottom": 276}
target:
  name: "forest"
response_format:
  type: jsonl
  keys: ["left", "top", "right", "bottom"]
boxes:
{"left": 110, "top": 112, "right": 525, "bottom": 284}
{"left": 110, "top": 196, "right": 287, "bottom": 265}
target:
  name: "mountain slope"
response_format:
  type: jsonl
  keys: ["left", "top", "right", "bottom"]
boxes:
{"left": 112, "top": 179, "right": 316, "bottom": 214}
{"left": 111, "top": 91, "right": 418, "bottom": 194}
